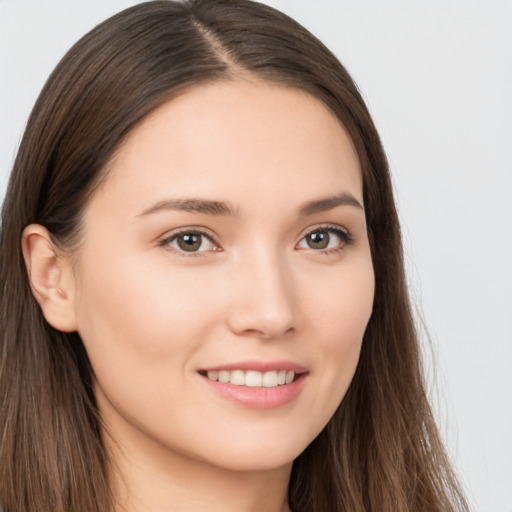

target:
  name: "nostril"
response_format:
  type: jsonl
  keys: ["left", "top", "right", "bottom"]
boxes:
{"left": 235, "top": 326, "right": 295, "bottom": 340}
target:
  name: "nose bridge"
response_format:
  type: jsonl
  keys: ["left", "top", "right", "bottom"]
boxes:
{"left": 227, "top": 243, "right": 296, "bottom": 338}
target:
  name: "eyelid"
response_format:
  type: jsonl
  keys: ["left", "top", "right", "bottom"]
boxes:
{"left": 157, "top": 223, "right": 353, "bottom": 255}
{"left": 296, "top": 223, "right": 353, "bottom": 252}
{"left": 297, "top": 223, "right": 350, "bottom": 240}
{"left": 158, "top": 226, "right": 221, "bottom": 254}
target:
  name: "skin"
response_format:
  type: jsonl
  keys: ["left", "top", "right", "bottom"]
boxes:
{"left": 23, "top": 79, "right": 374, "bottom": 512}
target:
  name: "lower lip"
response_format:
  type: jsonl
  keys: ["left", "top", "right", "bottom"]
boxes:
{"left": 199, "top": 373, "right": 308, "bottom": 409}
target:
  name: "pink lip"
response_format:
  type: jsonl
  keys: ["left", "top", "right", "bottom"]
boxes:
{"left": 200, "top": 360, "right": 307, "bottom": 373}
{"left": 198, "top": 362, "right": 309, "bottom": 409}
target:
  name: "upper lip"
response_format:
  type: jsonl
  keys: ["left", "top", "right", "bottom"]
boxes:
{"left": 199, "top": 360, "right": 308, "bottom": 373}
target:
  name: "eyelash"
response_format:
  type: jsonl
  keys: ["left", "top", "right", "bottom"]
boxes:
{"left": 158, "top": 224, "right": 353, "bottom": 256}
{"left": 298, "top": 224, "right": 354, "bottom": 255}
{"left": 158, "top": 228, "right": 220, "bottom": 257}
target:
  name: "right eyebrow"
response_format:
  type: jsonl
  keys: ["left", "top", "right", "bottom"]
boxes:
{"left": 137, "top": 198, "right": 238, "bottom": 218}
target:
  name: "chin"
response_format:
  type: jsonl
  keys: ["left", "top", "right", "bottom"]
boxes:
{"left": 188, "top": 431, "right": 314, "bottom": 473}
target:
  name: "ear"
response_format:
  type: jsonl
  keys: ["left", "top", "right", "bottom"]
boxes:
{"left": 21, "top": 224, "right": 78, "bottom": 332}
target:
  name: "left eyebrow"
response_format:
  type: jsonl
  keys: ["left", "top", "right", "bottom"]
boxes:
{"left": 298, "top": 193, "right": 364, "bottom": 216}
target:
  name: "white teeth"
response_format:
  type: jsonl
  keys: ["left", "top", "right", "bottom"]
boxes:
{"left": 263, "top": 371, "right": 278, "bottom": 387}
{"left": 245, "top": 371, "right": 262, "bottom": 387}
{"left": 218, "top": 370, "right": 230, "bottom": 383}
{"left": 205, "top": 369, "right": 296, "bottom": 387}
{"left": 207, "top": 370, "right": 219, "bottom": 381}
{"left": 230, "top": 370, "right": 245, "bottom": 386}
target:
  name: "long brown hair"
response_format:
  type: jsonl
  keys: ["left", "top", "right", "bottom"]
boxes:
{"left": 0, "top": 1, "right": 468, "bottom": 511}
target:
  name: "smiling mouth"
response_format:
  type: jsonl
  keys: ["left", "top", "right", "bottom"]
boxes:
{"left": 198, "top": 369, "right": 301, "bottom": 388}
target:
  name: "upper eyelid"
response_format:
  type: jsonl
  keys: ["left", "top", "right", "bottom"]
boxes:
{"left": 298, "top": 223, "right": 350, "bottom": 239}
{"left": 158, "top": 229, "right": 220, "bottom": 257}
{"left": 158, "top": 223, "right": 351, "bottom": 249}
{"left": 160, "top": 226, "right": 217, "bottom": 243}
{"left": 295, "top": 224, "right": 354, "bottom": 253}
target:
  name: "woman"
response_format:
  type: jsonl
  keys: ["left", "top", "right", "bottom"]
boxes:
{"left": 0, "top": 1, "right": 468, "bottom": 511}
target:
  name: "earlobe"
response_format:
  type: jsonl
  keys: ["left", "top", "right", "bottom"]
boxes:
{"left": 21, "top": 224, "right": 78, "bottom": 333}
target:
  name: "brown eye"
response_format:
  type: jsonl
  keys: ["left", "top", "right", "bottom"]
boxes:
{"left": 166, "top": 231, "right": 216, "bottom": 253}
{"left": 177, "top": 233, "right": 202, "bottom": 252}
{"left": 297, "top": 227, "right": 350, "bottom": 252}
{"left": 305, "top": 231, "right": 330, "bottom": 250}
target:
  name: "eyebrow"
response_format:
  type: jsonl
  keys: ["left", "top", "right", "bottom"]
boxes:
{"left": 138, "top": 198, "right": 238, "bottom": 217}
{"left": 138, "top": 192, "right": 363, "bottom": 218}
{"left": 298, "top": 193, "right": 364, "bottom": 216}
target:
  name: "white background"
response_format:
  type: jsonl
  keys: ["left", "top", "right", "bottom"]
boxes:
{"left": 1, "top": 2, "right": 510, "bottom": 511}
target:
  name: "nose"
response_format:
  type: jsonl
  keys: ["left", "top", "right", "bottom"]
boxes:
{"left": 226, "top": 249, "right": 296, "bottom": 339}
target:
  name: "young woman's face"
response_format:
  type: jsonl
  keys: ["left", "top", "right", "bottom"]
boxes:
{"left": 72, "top": 80, "right": 374, "bottom": 472}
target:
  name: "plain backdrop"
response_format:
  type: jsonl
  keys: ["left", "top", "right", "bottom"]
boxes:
{"left": 1, "top": 1, "right": 511, "bottom": 511}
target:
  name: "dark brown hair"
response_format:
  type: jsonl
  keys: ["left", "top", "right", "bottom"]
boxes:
{"left": 0, "top": 1, "right": 468, "bottom": 511}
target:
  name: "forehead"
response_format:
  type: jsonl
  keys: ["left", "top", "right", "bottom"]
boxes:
{"left": 94, "top": 79, "right": 362, "bottom": 214}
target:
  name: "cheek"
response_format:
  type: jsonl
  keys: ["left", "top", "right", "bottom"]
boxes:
{"left": 76, "top": 249, "right": 210, "bottom": 344}
{"left": 72, "top": 249, "right": 220, "bottom": 399}
{"left": 330, "top": 258, "right": 374, "bottom": 365}
{"left": 302, "top": 253, "right": 374, "bottom": 349}
{"left": 301, "top": 256, "right": 374, "bottom": 424}
{"left": 72, "top": 250, "right": 224, "bottom": 443}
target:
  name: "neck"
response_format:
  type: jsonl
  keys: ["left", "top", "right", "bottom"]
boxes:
{"left": 106, "top": 426, "right": 293, "bottom": 512}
